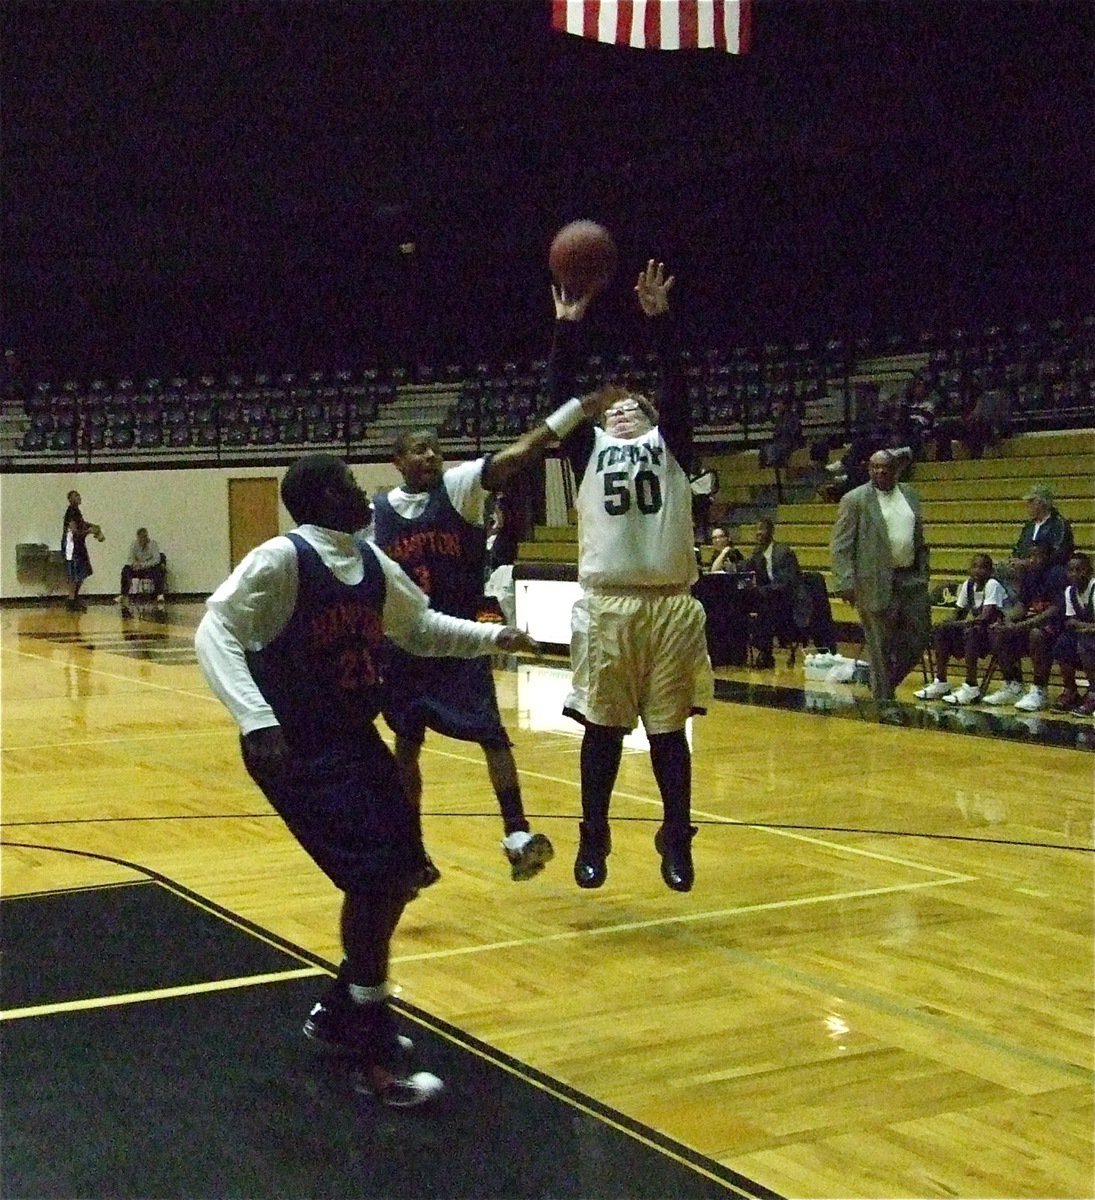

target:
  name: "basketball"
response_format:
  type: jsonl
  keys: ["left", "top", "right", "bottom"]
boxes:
{"left": 549, "top": 220, "right": 618, "bottom": 298}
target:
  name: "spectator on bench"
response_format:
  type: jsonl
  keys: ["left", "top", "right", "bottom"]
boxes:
{"left": 1010, "top": 483, "right": 1075, "bottom": 574}
{"left": 118, "top": 527, "right": 166, "bottom": 612}
{"left": 706, "top": 526, "right": 743, "bottom": 574}
{"left": 758, "top": 392, "right": 804, "bottom": 470}
{"left": 915, "top": 553, "right": 1007, "bottom": 704}
{"left": 982, "top": 543, "right": 1067, "bottom": 712}
{"left": 739, "top": 517, "right": 800, "bottom": 669}
{"left": 1052, "top": 552, "right": 1095, "bottom": 716}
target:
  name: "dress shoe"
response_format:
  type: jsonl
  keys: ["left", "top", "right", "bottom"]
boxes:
{"left": 654, "top": 824, "right": 697, "bottom": 892}
{"left": 574, "top": 821, "right": 610, "bottom": 888}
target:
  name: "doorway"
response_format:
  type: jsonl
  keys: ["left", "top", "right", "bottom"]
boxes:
{"left": 228, "top": 477, "right": 279, "bottom": 568}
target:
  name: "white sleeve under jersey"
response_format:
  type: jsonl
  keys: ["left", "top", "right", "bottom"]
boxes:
{"left": 575, "top": 425, "right": 698, "bottom": 590}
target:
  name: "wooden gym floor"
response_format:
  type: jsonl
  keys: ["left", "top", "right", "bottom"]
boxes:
{"left": 2, "top": 601, "right": 1092, "bottom": 1199}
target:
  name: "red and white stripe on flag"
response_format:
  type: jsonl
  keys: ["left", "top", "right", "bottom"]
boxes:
{"left": 551, "top": 0, "right": 752, "bottom": 54}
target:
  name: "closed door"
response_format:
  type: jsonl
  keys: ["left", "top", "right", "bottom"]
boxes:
{"left": 228, "top": 477, "right": 279, "bottom": 568}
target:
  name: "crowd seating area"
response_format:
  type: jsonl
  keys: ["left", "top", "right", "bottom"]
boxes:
{"left": 3, "top": 314, "right": 1090, "bottom": 468}
{"left": 441, "top": 338, "right": 847, "bottom": 445}
{"left": 9, "top": 368, "right": 401, "bottom": 460}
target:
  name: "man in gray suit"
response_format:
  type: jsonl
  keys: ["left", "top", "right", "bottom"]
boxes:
{"left": 830, "top": 450, "right": 931, "bottom": 701}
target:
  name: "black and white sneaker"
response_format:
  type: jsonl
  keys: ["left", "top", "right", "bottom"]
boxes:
{"left": 303, "top": 993, "right": 413, "bottom": 1064}
{"left": 503, "top": 831, "right": 554, "bottom": 881}
{"left": 352, "top": 1064, "right": 444, "bottom": 1108}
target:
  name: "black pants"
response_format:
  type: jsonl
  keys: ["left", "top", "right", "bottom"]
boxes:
{"left": 121, "top": 561, "right": 165, "bottom": 597}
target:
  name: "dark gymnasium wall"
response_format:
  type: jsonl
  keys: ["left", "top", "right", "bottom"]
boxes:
{"left": 2, "top": 0, "right": 1091, "bottom": 378}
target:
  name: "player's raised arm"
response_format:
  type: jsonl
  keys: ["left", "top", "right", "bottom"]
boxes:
{"left": 636, "top": 260, "right": 692, "bottom": 467}
{"left": 480, "top": 282, "right": 602, "bottom": 492}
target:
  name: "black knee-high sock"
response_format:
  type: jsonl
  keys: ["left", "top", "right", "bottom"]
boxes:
{"left": 496, "top": 787, "right": 528, "bottom": 836}
{"left": 649, "top": 730, "right": 691, "bottom": 829}
{"left": 580, "top": 724, "right": 625, "bottom": 828}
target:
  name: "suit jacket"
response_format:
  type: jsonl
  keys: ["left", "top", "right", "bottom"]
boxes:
{"left": 743, "top": 542, "right": 799, "bottom": 590}
{"left": 830, "top": 481, "right": 928, "bottom": 612}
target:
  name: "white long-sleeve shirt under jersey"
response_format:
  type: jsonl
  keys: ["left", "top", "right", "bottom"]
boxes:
{"left": 194, "top": 523, "right": 505, "bottom": 736}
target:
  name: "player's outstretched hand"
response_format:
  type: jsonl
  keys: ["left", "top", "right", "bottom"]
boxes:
{"left": 496, "top": 627, "right": 540, "bottom": 655}
{"left": 635, "top": 259, "right": 674, "bottom": 317}
{"left": 552, "top": 283, "right": 594, "bottom": 322}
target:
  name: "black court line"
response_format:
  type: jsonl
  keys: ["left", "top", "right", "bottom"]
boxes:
{"left": 713, "top": 677, "right": 1095, "bottom": 753}
{"left": 0, "top": 848, "right": 783, "bottom": 1200}
{"left": 3, "top": 809, "right": 1090, "bottom": 856}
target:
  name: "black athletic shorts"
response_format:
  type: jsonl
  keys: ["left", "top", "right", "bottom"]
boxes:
{"left": 241, "top": 723, "right": 427, "bottom": 895}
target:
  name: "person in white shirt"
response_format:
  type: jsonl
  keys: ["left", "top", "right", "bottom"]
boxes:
{"left": 552, "top": 260, "right": 714, "bottom": 893}
{"left": 830, "top": 449, "right": 931, "bottom": 702}
{"left": 194, "top": 453, "right": 535, "bottom": 1108}
{"left": 915, "top": 553, "right": 1007, "bottom": 704}
{"left": 1051, "top": 552, "right": 1095, "bottom": 716}
{"left": 118, "top": 527, "right": 166, "bottom": 609}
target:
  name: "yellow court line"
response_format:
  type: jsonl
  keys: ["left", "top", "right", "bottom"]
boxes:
{"left": 1, "top": 644, "right": 216, "bottom": 704}
{"left": 0, "top": 966, "right": 327, "bottom": 1022}
{"left": 2, "top": 728, "right": 236, "bottom": 754}
{"left": 394, "top": 1010, "right": 758, "bottom": 1198}
{"left": 393, "top": 875, "right": 972, "bottom": 964}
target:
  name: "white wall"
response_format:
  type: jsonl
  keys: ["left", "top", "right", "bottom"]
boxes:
{"left": 0, "top": 462, "right": 402, "bottom": 599}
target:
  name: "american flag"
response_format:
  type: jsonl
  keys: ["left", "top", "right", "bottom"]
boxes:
{"left": 551, "top": 0, "right": 752, "bottom": 54}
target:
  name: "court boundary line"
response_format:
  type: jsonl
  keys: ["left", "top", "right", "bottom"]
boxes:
{"left": 4, "top": 640, "right": 1087, "bottom": 869}
{"left": 3, "top": 808, "right": 1090, "bottom": 854}
{"left": 0, "top": 844, "right": 777, "bottom": 1200}
{"left": 1, "top": 967, "right": 327, "bottom": 1022}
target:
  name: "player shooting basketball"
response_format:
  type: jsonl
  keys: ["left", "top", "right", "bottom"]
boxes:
{"left": 551, "top": 259, "right": 715, "bottom": 892}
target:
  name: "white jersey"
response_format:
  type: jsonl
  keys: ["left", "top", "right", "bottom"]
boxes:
{"left": 955, "top": 576, "right": 1007, "bottom": 613}
{"left": 576, "top": 424, "right": 697, "bottom": 590}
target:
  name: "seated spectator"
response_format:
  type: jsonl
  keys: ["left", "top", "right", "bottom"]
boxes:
{"left": 1051, "top": 553, "right": 1095, "bottom": 715}
{"left": 739, "top": 518, "right": 800, "bottom": 669}
{"left": 982, "top": 543, "right": 1067, "bottom": 711}
{"left": 1009, "top": 484, "right": 1075, "bottom": 573}
{"left": 117, "top": 527, "right": 166, "bottom": 613}
{"left": 933, "top": 380, "right": 1012, "bottom": 462}
{"left": 484, "top": 498, "right": 521, "bottom": 625}
{"left": 914, "top": 553, "right": 1007, "bottom": 704}
{"left": 814, "top": 405, "right": 908, "bottom": 501}
{"left": 707, "top": 526, "right": 743, "bottom": 574}
{"left": 758, "top": 393, "right": 804, "bottom": 470}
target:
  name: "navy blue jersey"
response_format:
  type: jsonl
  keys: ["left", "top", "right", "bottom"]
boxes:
{"left": 246, "top": 533, "right": 387, "bottom": 751}
{"left": 1018, "top": 564, "right": 1067, "bottom": 613}
{"left": 372, "top": 487, "right": 486, "bottom": 619}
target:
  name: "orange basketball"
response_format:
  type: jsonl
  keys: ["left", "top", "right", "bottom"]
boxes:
{"left": 549, "top": 220, "right": 618, "bottom": 298}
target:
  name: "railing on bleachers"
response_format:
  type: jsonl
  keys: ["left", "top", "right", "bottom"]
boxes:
{"left": 3, "top": 314, "right": 1090, "bottom": 469}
